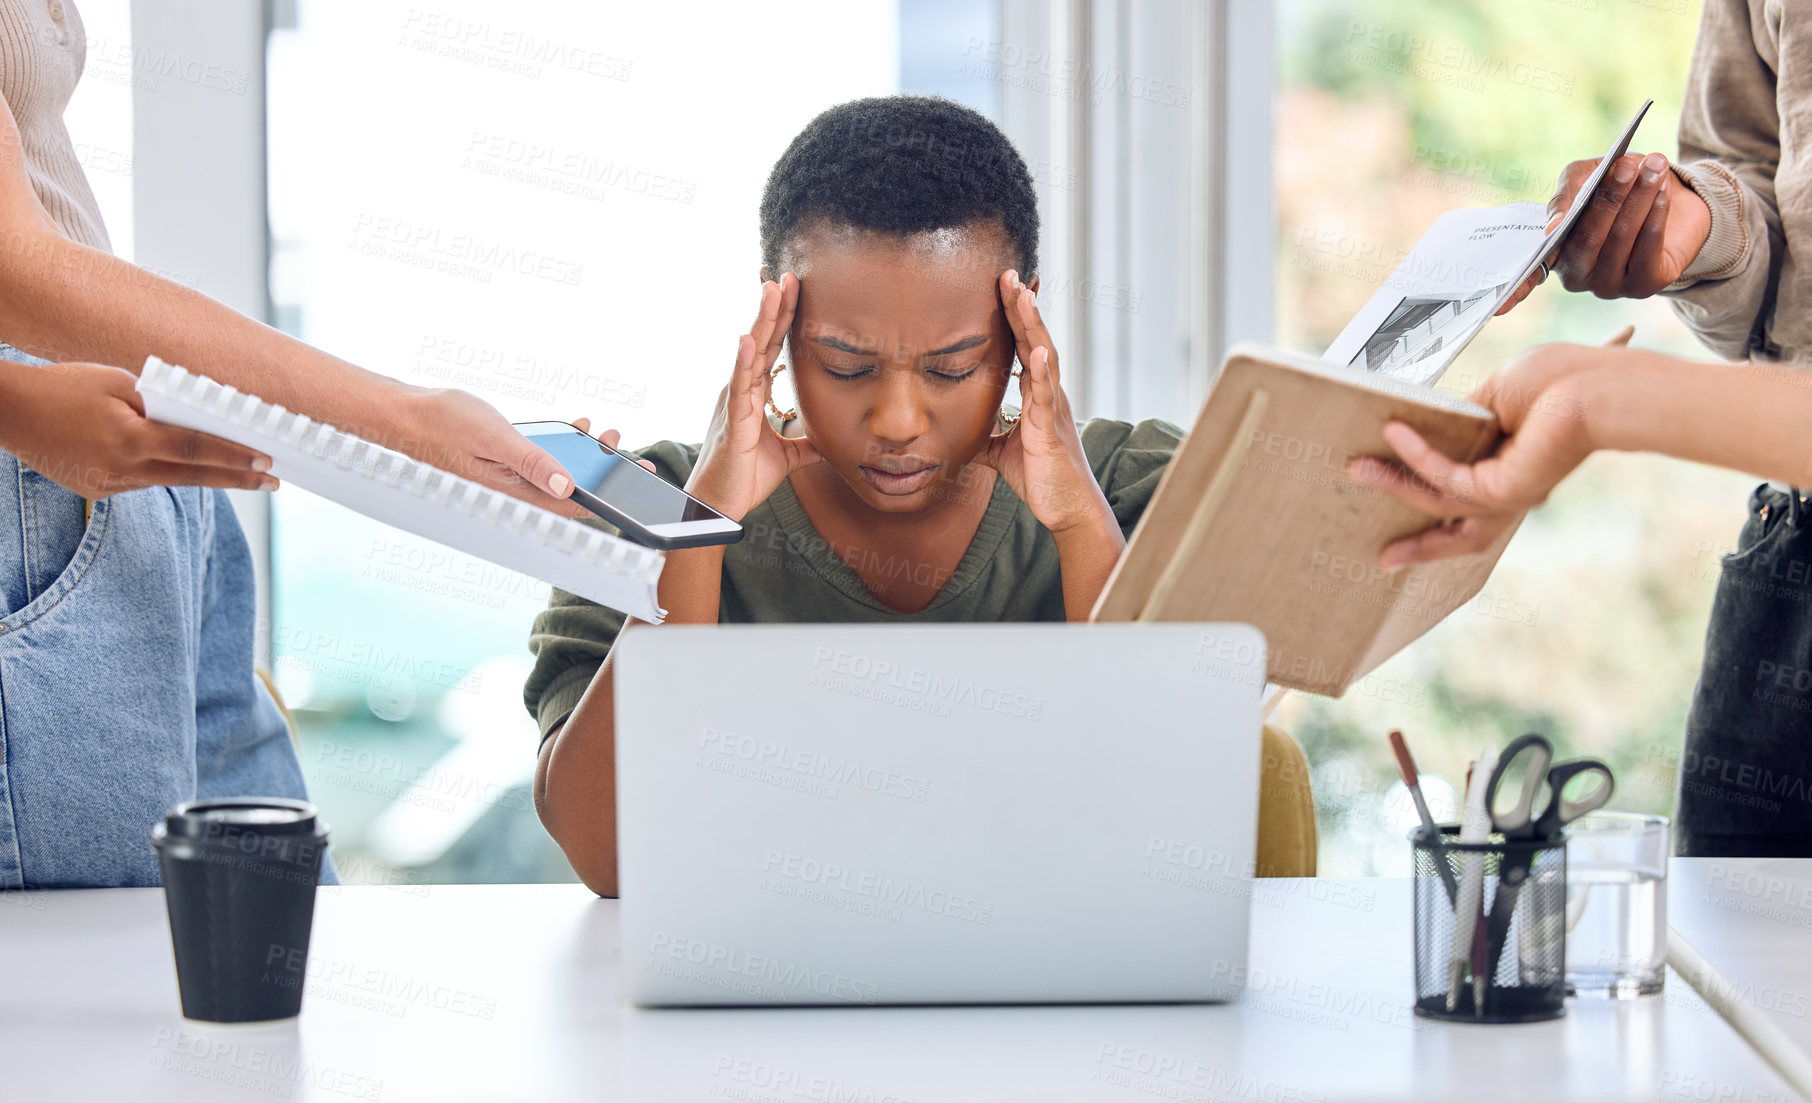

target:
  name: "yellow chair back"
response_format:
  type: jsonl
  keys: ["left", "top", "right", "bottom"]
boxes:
{"left": 1255, "top": 724, "right": 1318, "bottom": 878}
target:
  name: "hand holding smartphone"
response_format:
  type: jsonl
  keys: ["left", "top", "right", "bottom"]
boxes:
{"left": 514, "top": 421, "right": 743, "bottom": 549}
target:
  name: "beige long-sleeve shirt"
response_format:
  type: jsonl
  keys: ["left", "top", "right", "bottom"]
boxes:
{"left": 0, "top": 0, "right": 110, "bottom": 252}
{"left": 1665, "top": 0, "right": 1804, "bottom": 362}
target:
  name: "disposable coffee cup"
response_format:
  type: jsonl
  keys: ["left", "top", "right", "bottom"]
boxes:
{"left": 152, "top": 798, "right": 330, "bottom": 1023}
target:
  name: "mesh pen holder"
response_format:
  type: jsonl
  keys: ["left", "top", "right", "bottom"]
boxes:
{"left": 1412, "top": 825, "right": 1568, "bottom": 1024}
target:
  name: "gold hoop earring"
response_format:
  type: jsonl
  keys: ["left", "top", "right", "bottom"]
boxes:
{"left": 998, "top": 362, "right": 1022, "bottom": 429}
{"left": 767, "top": 362, "right": 799, "bottom": 422}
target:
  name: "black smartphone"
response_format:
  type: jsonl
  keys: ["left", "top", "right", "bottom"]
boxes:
{"left": 515, "top": 421, "right": 743, "bottom": 549}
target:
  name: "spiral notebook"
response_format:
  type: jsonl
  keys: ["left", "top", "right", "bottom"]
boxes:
{"left": 136, "top": 356, "right": 667, "bottom": 623}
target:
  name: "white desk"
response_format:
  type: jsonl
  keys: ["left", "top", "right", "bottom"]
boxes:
{"left": 0, "top": 868, "right": 1802, "bottom": 1103}
{"left": 1672, "top": 857, "right": 1812, "bottom": 1056}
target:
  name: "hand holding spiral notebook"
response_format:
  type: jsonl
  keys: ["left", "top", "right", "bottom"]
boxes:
{"left": 135, "top": 356, "right": 667, "bottom": 623}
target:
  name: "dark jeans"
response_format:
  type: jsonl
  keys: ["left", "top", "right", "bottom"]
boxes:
{"left": 1678, "top": 485, "right": 1812, "bottom": 856}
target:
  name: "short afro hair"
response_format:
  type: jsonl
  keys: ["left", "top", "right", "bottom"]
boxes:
{"left": 759, "top": 95, "right": 1040, "bottom": 281}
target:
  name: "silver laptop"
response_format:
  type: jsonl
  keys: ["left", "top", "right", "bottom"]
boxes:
{"left": 615, "top": 622, "right": 1265, "bottom": 1006}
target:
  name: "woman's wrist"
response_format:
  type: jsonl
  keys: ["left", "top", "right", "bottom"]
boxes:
{"left": 683, "top": 458, "right": 759, "bottom": 522}
{"left": 656, "top": 545, "right": 728, "bottom": 624}
{"left": 0, "top": 362, "right": 26, "bottom": 439}
{"left": 1050, "top": 504, "right": 1125, "bottom": 622}
{"left": 260, "top": 358, "right": 433, "bottom": 454}
{"left": 1049, "top": 501, "right": 1124, "bottom": 555}
{"left": 1568, "top": 351, "right": 1678, "bottom": 457}
{"left": 384, "top": 383, "right": 455, "bottom": 454}
{"left": 0, "top": 360, "right": 69, "bottom": 447}
{"left": 1037, "top": 462, "right": 1118, "bottom": 537}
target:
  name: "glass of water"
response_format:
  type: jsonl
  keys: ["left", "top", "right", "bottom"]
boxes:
{"left": 1564, "top": 811, "right": 1668, "bottom": 998}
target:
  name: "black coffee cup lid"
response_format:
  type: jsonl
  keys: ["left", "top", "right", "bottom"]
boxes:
{"left": 160, "top": 798, "right": 321, "bottom": 839}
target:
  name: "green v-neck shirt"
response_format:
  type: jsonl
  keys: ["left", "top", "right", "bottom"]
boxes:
{"left": 524, "top": 417, "right": 1183, "bottom": 741}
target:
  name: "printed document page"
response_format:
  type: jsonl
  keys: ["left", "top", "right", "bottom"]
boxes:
{"left": 1321, "top": 203, "right": 1547, "bottom": 386}
{"left": 1323, "top": 99, "right": 1651, "bottom": 388}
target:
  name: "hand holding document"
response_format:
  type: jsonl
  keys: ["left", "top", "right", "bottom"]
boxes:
{"left": 1323, "top": 100, "right": 1653, "bottom": 387}
{"left": 1323, "top": 204, "right": 1549, "bottom": 386}
{"left": 1347, "top": 325, "right": 1638, "bottom": 569}
{"left": 1094, "top": 102, "right": 1657, "bottom": 694}
{"left": 137, "top": 357, "right": 668, "bottom": 622}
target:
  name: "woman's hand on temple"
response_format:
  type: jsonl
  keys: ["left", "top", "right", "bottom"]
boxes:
{"left": 685, "top": 273, "right": 822, "bottom": 520}
{"left": 0, "top": 360, "right": 279, "bottom": 498}
{"left": 977, "top": 270, "right": 1116, "bottom": 537}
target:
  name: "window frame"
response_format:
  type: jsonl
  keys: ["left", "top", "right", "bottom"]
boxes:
{"left": 131, "top": 0, "right": 1276, "bottom": 669}
{"left": 132, "top": 0, "right": 276, "bottom": 665}
{"left": 997, "top": 0, "right": 1273, "bottom": 425}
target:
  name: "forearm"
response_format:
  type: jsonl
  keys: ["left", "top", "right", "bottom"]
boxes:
{"left": 1579, "top": 350, "right": 1812, "bottom": 485}
{"left": 0, "top": 227, "right": 426, "bottom": 444}
{"left": 535, "top": 655, "right": 623, "bottom": 897}
{"left": 0, "top": 358, "right": 58, "bottom": 440}
{"left": 657, "top": 545, "right": 728, "bottom": 625}
{"left": 1053, "top": 506, "right": 1126, "bottom": 622}
{"left": 534, "top": 548, "right": 725, "bottom": 895}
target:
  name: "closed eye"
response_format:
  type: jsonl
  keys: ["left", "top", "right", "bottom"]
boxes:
{"left": 820, "top": 362, "right": 875, "bottom": 380}
{"left": 817, "top": 360, "right": 978, "bottom": 382}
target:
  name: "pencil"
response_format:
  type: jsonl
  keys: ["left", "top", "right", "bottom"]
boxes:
{"left": 1388, "top": 730, "right": 1458, "bottom": 904}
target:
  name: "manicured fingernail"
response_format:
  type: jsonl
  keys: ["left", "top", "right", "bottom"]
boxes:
{"left": 1640, "top": 152, "right": 1667, "bottom": 181}
{"left": 1613, "top": 159, "right": 1636, "bottom": 184}
{"left": 260, "top": 477, "right": 279, "bottom": 492}
{"left": 251, "top": 456, "right": 271, "bottom": 472}
{"left": 550, "top": 473, "right": 572, "bottom": 496}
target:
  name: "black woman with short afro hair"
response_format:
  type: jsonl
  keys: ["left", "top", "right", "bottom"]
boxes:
{"left": 527, "top": 94, "right": 1184, "bottom": 897}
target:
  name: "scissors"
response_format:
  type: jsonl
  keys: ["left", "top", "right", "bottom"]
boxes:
{"left": 1487, "top": 733, "right": 1615, "bottom": 843}
{"left": 1477, "top": 734, "right": 1614, "bottom": 1011}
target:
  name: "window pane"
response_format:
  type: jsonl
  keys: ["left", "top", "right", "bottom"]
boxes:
{"left": 266, "top": 1, "right": 899, "bottom": 884}
{"left": 899, "top": 0, "right": 1000, "bottom": 116}
{"left": 61, "top": 0, "right": 132, "bottom": 259}
{"left": 1274, "top": 0, "right": 1747, "bottom": 874}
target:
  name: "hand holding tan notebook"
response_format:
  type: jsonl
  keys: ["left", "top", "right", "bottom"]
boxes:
{"left": 1090, "top": 344, "right": 1514, "bottom": 697}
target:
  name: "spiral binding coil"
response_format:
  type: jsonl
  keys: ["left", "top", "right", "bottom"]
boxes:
{"left": 138, "top": 357, "right": 665, "bottom": 599}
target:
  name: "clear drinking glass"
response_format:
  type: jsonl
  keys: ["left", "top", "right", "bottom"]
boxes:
{"left": 1564, "top": 811, "right": 1669, "bottom": 998}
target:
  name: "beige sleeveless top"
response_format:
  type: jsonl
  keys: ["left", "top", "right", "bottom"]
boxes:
{"left": 0, "top": 0, "right": 111, "bottom": 251}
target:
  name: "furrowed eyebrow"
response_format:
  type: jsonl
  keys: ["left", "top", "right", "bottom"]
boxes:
{"left": 809, "top": 334, "right": 988, "bottom": 356}
{"left": 812, "top": 336, "right": 877, "bottom": 355}
{"left": 926, "top": 335, "right": 987, "bottom": 356}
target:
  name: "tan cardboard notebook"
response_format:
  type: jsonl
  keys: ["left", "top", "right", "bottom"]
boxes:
{"left": 1090, "top": 343, "right": 1516, "bottom": 697}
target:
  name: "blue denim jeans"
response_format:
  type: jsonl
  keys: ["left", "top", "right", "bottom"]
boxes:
{"left": 0, "top": 345, "right": 329, "bottom": 887}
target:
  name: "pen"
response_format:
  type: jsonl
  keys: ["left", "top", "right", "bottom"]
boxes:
{"left": 1471, "top": 903, "right": 1490, "bottom": 1018}
{"left": 1388, "top": 730, "right": 1457, "bottom": 905}
{"left": 1446, "top": 743, "right": 1499, "bottom": 1013}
